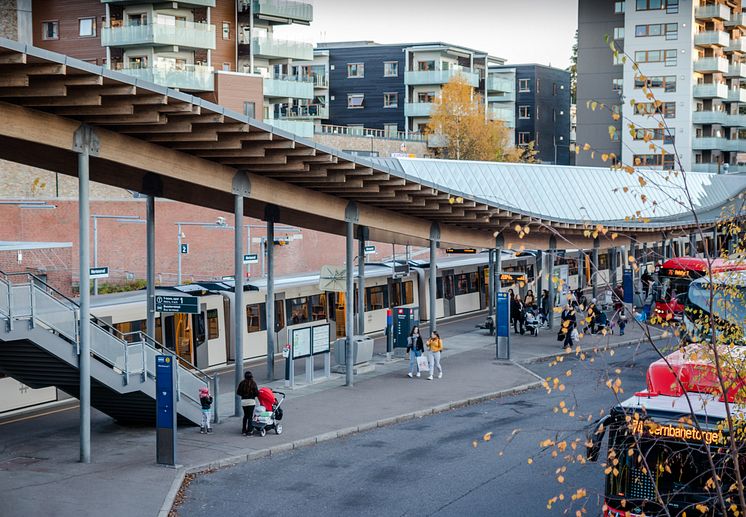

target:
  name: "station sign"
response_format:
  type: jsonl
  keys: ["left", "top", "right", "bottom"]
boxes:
{"left": 155, "top": 355, "right": 176, "bottom": 466}
{"left": 180, "top": 243, "right": 189, "bottom": 254}
{"left": 364, "top": 245, "right": 376, "bottom": 255}
{"left": 155, "top": 295, "right": 199, "bottom": 314}
{"left": 392, "top": 263, "right": 409, "bottom": 278}
{"left": 89, "top": 267, "right": 109, "bottom": 279}
{"left": 445, "top": 248, "right": 478, "bottom": 254}
{"left": 243, "top": 254, "right": 259, "bottom": 264}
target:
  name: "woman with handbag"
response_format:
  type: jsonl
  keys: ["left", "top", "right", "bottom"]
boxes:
{"left": 426, "top": 330, "right": 443, "bottom": 380}
{"left": 406, "top": 326, "right": 425, "bottom": 378}
{"left": 236, "top": 370, "right": 259, "bottom": 436}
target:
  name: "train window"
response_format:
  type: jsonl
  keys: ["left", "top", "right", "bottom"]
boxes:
{"left": 207, "top": 309, "right": 220, "bottom": 338}
{"left": 245, "top": 304, "right": 266, "bottom": 333}
{"left": 275, "top": 300, "right": 285, "bottom": 331}
{"left": 366, "top": 285, "right": 388, "bottom": 311}
{"left": 310, "top": 293, "right": 327, "bottom": 321}
{"left": 599, "top": 252, "right": 609, "bottom": 270}
{"left": 469, "top": 272, "right": 479, "bottom": 292}
{"left": 287, "top": 297, "right": 310, "bottom": 325}
{"left": 567, "top": 258, "right": 578, "bottom": 276}
{"left": 403, "top": 280, "right": 414, "bottom": 304}
{"left": 115, "top": 320, "right": 146, "bottom": 343}
{"left": 455, "top": 274, "right": 472, "bottom": 296}
{"left": 436, "top": 277, "right": 443, "bottom": 299}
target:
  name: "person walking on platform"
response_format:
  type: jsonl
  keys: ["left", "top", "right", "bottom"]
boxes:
{"left": 426, "top": 330, "right": 443, "bottom": 380}
{"left": 236, "top": 371, "right": 259, "bottom": 436}
{"left": 560, "top": 303, "right": 576, "bottom": 350}
{"left": 540, "top": 289, "right": 551, "bottom": 327}
{"left": 524, "top": 290, "right": 536, "bottom": 308}
{"left": 407, "top": 326, "right": 425, "bottom": 378}
{"left": 199, "top": 386, "right": 213, "bottom": 434}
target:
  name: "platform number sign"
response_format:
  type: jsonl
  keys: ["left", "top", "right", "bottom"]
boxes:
{"left": 180, "top": 243, "right": 189, "bottom": 254}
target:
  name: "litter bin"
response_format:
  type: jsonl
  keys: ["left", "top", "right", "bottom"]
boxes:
{"left": 334, "top": 335, "right": 374, "bottom": 365}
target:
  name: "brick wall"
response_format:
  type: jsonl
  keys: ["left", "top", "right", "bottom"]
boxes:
{"left": 0, "top": 247, "right": 74, "bottom": 297}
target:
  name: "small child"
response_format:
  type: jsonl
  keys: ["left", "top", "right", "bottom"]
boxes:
{"left": 199, "top": 386, "right": 213, "bottom": 434}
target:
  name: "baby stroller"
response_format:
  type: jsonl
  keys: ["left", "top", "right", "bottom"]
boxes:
{"left": 523, "top": 307, "right": 540, "bottom": 336}
{"left": 252, "top": 387, "right": 286, "bottom": 437}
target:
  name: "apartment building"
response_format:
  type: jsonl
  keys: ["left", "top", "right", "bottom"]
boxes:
{"left": 317, "top": 41, "right": 515, "bottom": 140}
{"left": 578, "top": 0, "right": 746, "bottom": 173}
{"left": 494, "top": 64, "right": 572, "bottom": 164}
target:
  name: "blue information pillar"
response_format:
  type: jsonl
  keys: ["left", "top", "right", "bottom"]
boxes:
{"left": 496, "top": 292, "right": 511, "bottom": 360}
{"left": 623, "top": 268, "right": 634, "bottom": 305}
{"left": 156, "top": 355, "right": 177, "bottom": 466}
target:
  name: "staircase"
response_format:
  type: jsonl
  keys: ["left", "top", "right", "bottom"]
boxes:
{"left": 0, "top": 272, "right": 216, "bottom": 425}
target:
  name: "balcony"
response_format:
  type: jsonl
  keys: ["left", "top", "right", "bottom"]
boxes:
{"left": 726, "top": 13, "right": 746, "bottom": 28}
{"left": 726, "top": 63, "right": 746, "bottom": 77}
{"left": 692, "top": 136, "right": 729, "bottom": 150}
{"left": 102, "top": 20, "right": 216, "bottom": 50}
{"left": 695, "top": 30, "right": 729, "bottom": 47}
{"left": 727, "top": 40, "right": 746, "bottom": 55}
{"left": 112, "top": 64, "right": 214, "bottom": 91}
{"left": 405, "top": 102, "right": 434, "bottom": 117}
{"left": 264, "top": 119, "right": 315, "bottom": 138}
{"left": 405, "top": 69, "right": 479, "bottom": 87}
{"left": 726, "top": 139, "right": 746, "bottom": 152}
{"left": 249, "top": 34, "right": 313, "bottom": 61}
{"left": 486, "top": 76, "right": 513, "bottom": 93}
{"left": 277, "top": 104, "right": 328, "bottom": 119}
{"left": 695, "top": 3, "right": 731, "bottom": 21}
{"left": 694, "top": 56, "right": 729, "bottom": 73}
{"left": 244, "top": 0, "right": 313, "bottom": 25}
{"left": 102, "top": 0, "right": 215, "bottom": 5}
{"left": 692, "top": 110, "right": 730, "bottom": 125}
{"left": 263, "top": 75, "right": 313, "bottom": 99}
{"left": 692, "top": 163, "right": 723, "bottom": 173}
{"left": 728, "top": 88, "right": 746, "bottom": 102}
{"left": 693, "top": 82, "right": 728, "bottom": 98}
{"left": 312, "top": 75, "right": 328, "bottom": 88}
{"left": 488, "top": 92, "right": 515, "bottom": 103}
{"left": 488, "top": 107, "right": 515, "bottom": 127}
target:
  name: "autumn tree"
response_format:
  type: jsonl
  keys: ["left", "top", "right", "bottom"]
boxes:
{"left": 426, "top": 75, "right": 520, "bottom": 162}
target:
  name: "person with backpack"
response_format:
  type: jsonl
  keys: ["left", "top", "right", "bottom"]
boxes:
{"left": 199, "top": 386, "right": 213, "bottom": 434}
{"left": 406, "top": 325, "right": 424, "bottom": 378}
{"left": 236, "top": 370, "right": 259, "bottom": 436}
{"left": 426, "top": 330, "right": 443, "bottom": 380}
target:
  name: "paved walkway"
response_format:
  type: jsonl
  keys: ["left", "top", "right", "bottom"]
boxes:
{"left": 0, "top": 313, "right": 660, "bottom": 517}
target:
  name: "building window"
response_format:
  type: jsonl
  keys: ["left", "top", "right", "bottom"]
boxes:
{"left": 614, "top": 1, "right": 625, "bottom": 13}
{"left": 519, "top": 106, "right": 531, "bottom": 119}
{"left": 518, "top": 132, "right": 531, "bottom": 145}
{"left": 634, "top": 101, "right": 676, "bottom": 118}
{"left": 612, "top": 78, "right": 624, "bottom": 92}
{"left": 536, "top": 105, "right": 540, "bottom": 120}
{"left": 347, "top": 94, "right": 364, "bottom": 109}
{"left": 636, "top": 0, "right": 677, "bottom": 10}
{"left": 635, "top": 75, "right": 676, "bottom": 92}
{"left": 79, "top": 18, "right": 96, "bottom": 37}
{"left": 383, "top": 61, "right": 398, "bottom": 77}
{"left": 347, "top": 63, "right": 365, "bottom": 78}
{"left": 222, "top": 22, "right": 230, "bottom": 40}
{"left": 42, "top": 21, "right": 59, "bottom": 40}
{"left": 243, "top": 101, "right": 255, "bottom": 118}
{"left": 417, "top": 91, "right": 436, "bottom": 103}
{"left": 536, "top": 79, "right": 540, "bottom": 93}
{"left": 634, "top": 49, "right": 677, "bottom": 66}
{"left": 613, "top": 53, "right": 624, "bottom": 65}
{"left": 635, "top": 23, "right": 678, "bottom": 40}
{"left": 634, "top": 154, "right": 675, "bottom": 168}
{"left": 633, "top": 128, "right": 675, "bottom": 143}
{"left": 613, "top": 27, "right": 624, "bottom": 40}
{"left": 518, "top": 79, "right": 530, "bottom": 92}
{"left": 417, "top": 60, "right": 435, "bottom": 71}
{"left": 552, "top": 83, "right": 558, "bottom": 96}
{"left": 383, "top": 92, "right": 398, "bottom": 108}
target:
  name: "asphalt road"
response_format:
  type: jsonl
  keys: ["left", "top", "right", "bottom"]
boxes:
{"left": 178, "top": 342, "right": 664, "bottom": 517}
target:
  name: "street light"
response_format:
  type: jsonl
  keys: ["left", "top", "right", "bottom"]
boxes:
{"left": 91, "top": 214, "right": 142, "bottom": 295}
{"left": 176, "top": 220, "right": 234, "bottom": 285}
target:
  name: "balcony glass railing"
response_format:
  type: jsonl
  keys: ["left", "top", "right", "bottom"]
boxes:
{"left": 405, "top": 69, "right": 480, "bottom": 87}
{"left": 113, "top": 64, "right": 214, "bottom": 91}
{"left": 488, "top": 107, "right": 515, "bottom": 127}
{"left": 404, "top": 102, "right": 434, "bottom": 117}
{"left": 695, "top": 3, "right": 731, "bottom": 21}
{"left": 316, "top": 124, "right": 427, "bottom": 142}
{"left": 727, "top": 39, "right": 746, "bottom": 53}
{"left": 694, "top": 30, "right": 730, "bottom": 47}
{"left": 726, "top": 13, "right": 746, "bottom": 27}
{"left": 692, "top": 83, "right": 728, "bottom": 98}
{"left": 244, "top": 0, "right": 313, "bottom": 23}
{"left": 486, "top": 76, "right": 513, "bottom": 93}
{"left": 249, "top": 34, "right": 313, "bottom": 60}
{"left": 102, "top": 20, "right": 216, "bottom": 50}
{"left": 692, "top": 110, "right": 730, "bottom": 125}
{"left": 277, "top": 104, "right": 328, "bottom": 119}
{"left": 264, "top": 119, "right": 315, "bottom": 137}
{"left": 263, "top": 74, "right": 314, "bottom": 99}
{"left": 694, "top": 56, "right": 729, "bottom": 73}
{"left": 729, "top": 88, "right": 746, "bottom": 102}
{"left": 102, "top": 0, "right": 215, "bottom": 5}
{"left": 727, "top": 63, "right": 746, "bottom": 77}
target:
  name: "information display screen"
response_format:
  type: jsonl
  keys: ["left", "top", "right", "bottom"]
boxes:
{"left": 312, "top": 324, "right": 330, "bottom": 355}
{"left": 292, "top": 327, "right": 312, "bottom": 358}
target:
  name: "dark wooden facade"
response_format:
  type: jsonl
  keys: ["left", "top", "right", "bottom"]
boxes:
{"left": 32, "top": 0, "right": 106, "bottom": 65}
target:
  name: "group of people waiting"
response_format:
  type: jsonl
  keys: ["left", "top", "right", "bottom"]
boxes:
{"left": 558, "top": 286, "right": 628, "bottom": 349}
{"left": 509, "top": 289, "right": 551, "bottom": 335}
{"left": 406, "top": 326, "right": 444, "bottom": 380}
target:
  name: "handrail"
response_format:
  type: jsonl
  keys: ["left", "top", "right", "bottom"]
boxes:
{"left": 123, "top": 330, "right": 214, "bottom": 383}
{"left": 1, "top": 271, "right": 78, "bottom": 309}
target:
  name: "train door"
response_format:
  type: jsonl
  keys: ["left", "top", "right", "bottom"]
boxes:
{"left": 333, "top": 292, "right": 346, "bottom": 338}
{"left": 480, "top": 266, "right": 488, "bottom": 309}
{"left": 441, "top": 269, "right": 456, "bottom": 317}
{"left": 274, "top": 295, "right": 286, "bottom": 353}
{"left": 163, "top": 313, "right": 194, "bottom": 365}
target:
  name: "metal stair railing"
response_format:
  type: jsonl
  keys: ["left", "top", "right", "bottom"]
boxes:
{"left": 0, "top": 271, "right": 216, "bottom": 420}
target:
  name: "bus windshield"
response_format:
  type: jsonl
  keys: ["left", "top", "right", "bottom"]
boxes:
{"left": 688, "top": 277, "right": 746, "bottom": 342}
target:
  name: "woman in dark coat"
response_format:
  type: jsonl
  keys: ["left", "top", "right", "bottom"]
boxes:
{"left": 236, "top": 370, "right": 260, "bottom": 435}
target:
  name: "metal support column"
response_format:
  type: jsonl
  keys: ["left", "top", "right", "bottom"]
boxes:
{"left": 345, "top": 221, "right": 354, "bottom": 386}
{"left": 233, "top": 194, "right": 244, "bottom": 417}
{"left": 609, "top": 247, "right": 617, "bottom": 287}
{"left": 642, "top": 242, "right": 648, "bottom": 271}
{"left": 77, "top": 135, "right": 92, "bottom": 464}
{"left": 146, "top": 196, "right": 155, "bottom": 345}
{"left": 177, "top": 223, "right": 182, "bottom": 285}
{"left": 546, "top": 249, "right": 555, "bottom": 330}
{"left": 713, "top": 228, "right": 720, "bottom": 257}
{"left": 93, "top": 217, "right": 99, "bottom": 295}
{"left": 429, "top": 238, "right": 437, "bottom": 336}
{"left": 266, "top": 211, "right": 275, "bottom": 381}
{"left": 357, "top": 227, "right": 366, "bottom": 335}
{"left": 578, "top": 249, "right": 585, "bottom": 291}
{"left": 487, "top": 249, "right": 495, "bottom": 317}
{"left": 689, "top": 233, "right": 697, "bottom": 257}
{"left": 591, "top": 238, "right": 599, "bottom": 299}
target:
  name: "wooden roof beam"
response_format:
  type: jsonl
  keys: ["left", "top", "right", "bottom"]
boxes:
{"left": 82, "top": 110, "right": 164, "bottom": 124}
{"left": 0, "top": 52, "right": 26, "bottom": 64}
{"left": 116, "top": 121, "right": 193, "bottom": 134}
{"left": 192, "top": 147, "right": 266, "bottom": 159}
{"left": 316, "top": 179, "right": 367, "bottom": 191}
{"left": 19, "top": 93, "right": 102, "bottom": 107}
{"left": 246, "top": 161, "right": 310, "bottom": 173}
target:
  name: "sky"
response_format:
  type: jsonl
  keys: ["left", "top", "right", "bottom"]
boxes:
{"left": 277, "top": 0, "right": 579, "bottom": 69}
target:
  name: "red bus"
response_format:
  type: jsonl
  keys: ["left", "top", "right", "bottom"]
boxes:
{"left": 653, "top": 258, "right": 746, "bottom": 322}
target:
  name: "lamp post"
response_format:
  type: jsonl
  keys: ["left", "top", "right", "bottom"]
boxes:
{"left": 176, "top": 219, "right": 232, "bottom": 285}
{"left": 91, "top": 214, "right": 141, "bottom": 295}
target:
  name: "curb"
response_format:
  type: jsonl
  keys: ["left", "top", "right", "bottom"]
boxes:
{"left": 161, "top": 379, "right": 542, "bottom": 515}
{"left": 515, "top": 332, "right": 668, "bottom": 366}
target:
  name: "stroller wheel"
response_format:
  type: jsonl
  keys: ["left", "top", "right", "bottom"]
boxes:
{"left": 276, "top": 425, "right": 283, "bottom": 435}
{"left": 260, "top": 428, "right": 266, "bottom": 437}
